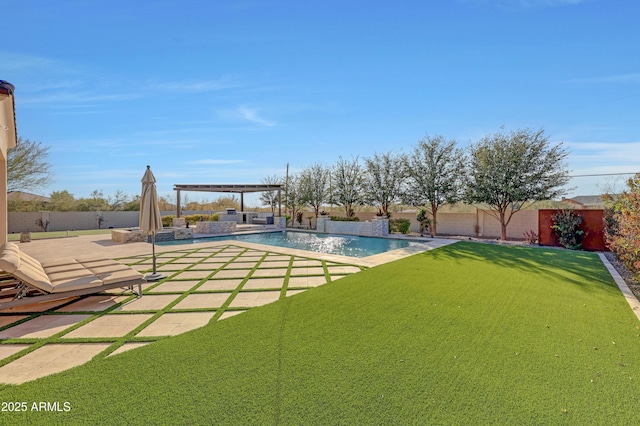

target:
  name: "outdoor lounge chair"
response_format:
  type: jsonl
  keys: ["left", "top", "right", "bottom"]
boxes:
{"left": 0, "top": 242, "right": 145, "bottom": 310}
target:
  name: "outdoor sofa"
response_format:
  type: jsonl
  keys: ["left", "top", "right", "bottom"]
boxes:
{"left": 0, "top": 242, "right": 144, "bottom": 310}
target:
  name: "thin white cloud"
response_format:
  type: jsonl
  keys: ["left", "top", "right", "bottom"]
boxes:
{"left": 215, "top": 106, "right": 277, "bottom": 127}
{"left": 19, "top": 91, "right": 140, "bottom": 106}
{"left": 0, "top": 52, "right": 76, "bottom": 74}
{"left": 237, "top": 106, "right": 277, "bottom": 127}
{"left": 564, "top": 141, "right": 640, "bottom": 179}
{"left": 156, "top": 77, "right": 242, "bottom": 93}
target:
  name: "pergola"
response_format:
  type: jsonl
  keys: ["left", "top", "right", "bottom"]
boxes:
{"left": 173, "top": 184, "right": 282, "bottom": 217}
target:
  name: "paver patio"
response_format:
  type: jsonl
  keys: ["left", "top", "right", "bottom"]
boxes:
{"left": 0, "top": 234, "right": 454, "bottom": 384}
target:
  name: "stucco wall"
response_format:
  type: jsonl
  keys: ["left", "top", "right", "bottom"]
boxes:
{"left": 9, "top": 208, "right": 541, "bottom": 240}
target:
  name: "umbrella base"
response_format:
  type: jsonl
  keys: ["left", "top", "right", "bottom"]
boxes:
{"left": 145, "top": 273, "right": 166, "bottom": 282}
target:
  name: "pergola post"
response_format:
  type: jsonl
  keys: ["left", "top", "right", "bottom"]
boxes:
{"left": 278, "top": 189, "right": 282, "bottom": 217}
{"left": 176, "top": 189, "right": 181, "bottom": 217}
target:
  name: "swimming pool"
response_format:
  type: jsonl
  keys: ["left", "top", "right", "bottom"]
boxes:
{"left": 157, "top": 231, "right": 428, "bottom": 258}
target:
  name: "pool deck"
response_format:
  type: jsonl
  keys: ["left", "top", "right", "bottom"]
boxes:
{"left": 0, "top": 233, "right": 455, "bottom": 384}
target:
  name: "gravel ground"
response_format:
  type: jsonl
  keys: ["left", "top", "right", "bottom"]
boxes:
{"left": 603, "top": 251, "right": 640, "bottom": 299}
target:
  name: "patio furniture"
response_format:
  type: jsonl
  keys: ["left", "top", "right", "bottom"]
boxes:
{"left": 0, "top": 242, "right": 144, "bottom": 310}
{"left": 251, "top": 215, "right": 274, "bottom": 225}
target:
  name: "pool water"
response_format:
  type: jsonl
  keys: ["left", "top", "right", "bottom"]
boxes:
{"left": 157, "top": 231, "right": 427, "bottom": 258}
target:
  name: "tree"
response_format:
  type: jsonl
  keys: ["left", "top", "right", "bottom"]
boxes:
{"left": 7, "top": 137, "right": 53, "bottom": 192}
{"left": 300, "top": 163, "right": 330, "bottom": 217}
{"left": 260, "top": 175, "right": 282, "bottom": 213}
{"left": 465, "top": 127, "right": 570, "bottom": 240}
{"left": 363, "top": 151, "right": 405, "bottom": 217}
{"left": 404, "top": 135, "right": 464, "bottom": 236}
{"left": 49, "top": 190, "right": 77, "bottom": 211}
{"left": 123, "top": 195, "right": 141, "bottom": 211}
{"left": 76, "top": 190, "right": 109, "bottom": 211}
{"left": 283, "top": 173, "right": 307, "bottom": 227}
{"left": 604, "top": 174, "right": 640, "bottom": 280}
{"left": 107, "top": 190, "right": 130, "bottom": 211}
{"left": 331, "top": 156, "right": 365, "bottom": 218}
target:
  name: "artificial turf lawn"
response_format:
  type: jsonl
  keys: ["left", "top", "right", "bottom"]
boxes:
{"left": 1, "top": 241, "right": 640, "bottom": 424}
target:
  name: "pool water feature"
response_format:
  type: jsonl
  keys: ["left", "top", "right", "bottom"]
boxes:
{"left": 157, "top": 231, "right": 428, "bottom": 258}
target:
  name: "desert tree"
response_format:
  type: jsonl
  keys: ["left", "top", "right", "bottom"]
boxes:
{"left": 7, "top": 137, "right": 53, "bottom": 192}
{"left": 465, "top": 127, "right": 570, "bottom": 240}
{"left": 283, "top": 173, "right": 307, "bottom": 226}
{"left": 107, "top": 190, "right": 130, "bottom": 211}
{"left": 331, "top": 156, "right": 365, "bottom": 218}
{"left": 363, "top": 151, "right": 405, "bottom": 217}
{"left": 404, "top": 135, "right": 465, "bottom": 236}
{"left": 300, "top": 163, "right": 330, "bottom": 217}
{"left": 260, "top": 174, "right": 282, "bottom": 213}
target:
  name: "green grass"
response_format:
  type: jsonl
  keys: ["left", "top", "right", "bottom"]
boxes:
{"left": 7, "top": 229, "right": 114, "bottom": 241}
{"left": 1, "top": 242, "right": 640, "bottom": 424}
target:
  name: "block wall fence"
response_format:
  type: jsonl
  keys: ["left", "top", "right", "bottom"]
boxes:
{"left": 8, "top": 209, "right": 606, "bottom": 249}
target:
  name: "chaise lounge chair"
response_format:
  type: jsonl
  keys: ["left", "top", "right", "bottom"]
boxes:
{"left": 0, "top": 242, "right": 145, "bottom": 311}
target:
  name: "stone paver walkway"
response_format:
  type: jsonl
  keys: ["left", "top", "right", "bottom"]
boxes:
{"left": 0, "top": 235, "right": 455, "bottom": 385}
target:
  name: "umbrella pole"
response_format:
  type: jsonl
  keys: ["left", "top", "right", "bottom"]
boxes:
{"left": 145, "top": 232, "right": 165, "bottom": 281}
{"left": 152, "top": 233, "right": 157, "bottom": 274}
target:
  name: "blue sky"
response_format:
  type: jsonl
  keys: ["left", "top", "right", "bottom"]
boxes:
{"left": 1, "top": 0, "right": 638, "bottom": 205}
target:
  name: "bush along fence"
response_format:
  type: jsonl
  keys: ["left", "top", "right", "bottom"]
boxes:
{"left": 538, "top": 209, "right": 606, "bottom": 251}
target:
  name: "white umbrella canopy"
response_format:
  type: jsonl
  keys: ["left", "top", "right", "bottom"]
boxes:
{"left": 139, "top": 165, "right": 165, "bottom": 281}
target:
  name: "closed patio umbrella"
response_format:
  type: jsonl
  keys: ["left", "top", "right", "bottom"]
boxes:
{"left": 139, "top": 165, "right": 165, "bottom": 281}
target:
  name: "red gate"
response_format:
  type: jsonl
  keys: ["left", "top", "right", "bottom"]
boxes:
{"left": 538, "top": 209, "right": 607, "bottom": 251}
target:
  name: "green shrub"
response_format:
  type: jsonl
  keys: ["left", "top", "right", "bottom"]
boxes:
{"left": 551, "top": 210, "right": 584, "bottom": 250}
{"left": 162, "top": 215, "right": 174, "bottom": 227}
{"left": 416, "top": 209, "right": 431, "bottom": 236}
{"left": 184, "top": 214, "right": 218, "bottom": 224}
{"left": 162, "top": 214, "right": 219, "bottom": 227}
{"left": 389, "top": 218, "right": 411, "bottom": 234}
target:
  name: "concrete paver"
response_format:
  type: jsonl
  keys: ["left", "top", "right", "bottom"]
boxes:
{"left": 172, "top": 270, "right": 214, "bottom": 280}
{"left": 0, "top": 315, "right": 92, "bottom": 339}
{"left": 0, "top": 343, "right": 111, "bottom": 384}
{"left": 63, "top": 314, "right": 153, "bottom": 338}
{"left": 56, "top": 295, "right": 129, "bottom": 312}
{"left": 0, "top": 315, "right": 29, "bottom": 328}
{"left": 251, "top": 268, "right": 287, "bottom": 278}
{"left": 148, "top": 280, "right": 200, "bottom": 292}
{"left": 1, "top": 233, "right": 443, "bottom": 384}
{"left": 174, "top": 293, "right": 232, "bottom": 310}
{"left": 108, "top": 342, "right": 151, "bottom": 357}
{"left": 230, "top": 291, "right": 281, "bottom": 308}
{"left": 136, "top": 312, "right": 215, "bottom": 337}
{"left": 287, "top": 276, "right": 328, "bottom": 288}
{"left": 0, "top": 344, "right": 30, "bottom": 361}
{"left": 1, "top": 298, "right": 73, "bottom": 313}
{"left": 198, "top": 279, "right": 243, "bottom": 291}
{"left": 116, "top": 294, "right": 180, "bottom": 311}
{"left": 290, "top": 266, "right": 325, "bottom": 276}
{"left": 219, "top": 311, "right": 245, "bottom": 320}
{"left": 213, "top": 269, "right": 250, "bottom": 279}
{"left": 243, "top": 278, "right": 285, "bottom": 290}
